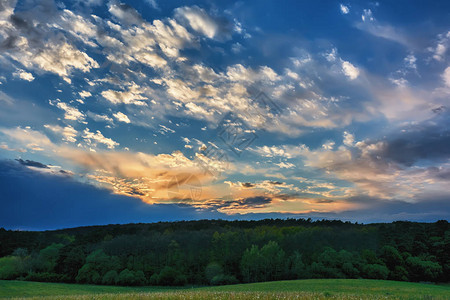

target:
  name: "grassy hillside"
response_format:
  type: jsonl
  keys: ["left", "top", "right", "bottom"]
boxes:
{"left": 1, "top": 279, "right": 449, "bottom": 299}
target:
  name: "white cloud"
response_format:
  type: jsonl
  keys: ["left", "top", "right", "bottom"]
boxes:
{"left": 340, "top": 4, "right": 349, "bottom": 14}
{"left": 12, "top": 69, "right": 35, "bottom": 82}
{"left": 79, "top": 91, "right": 92, "bottom": 98}
{"left": 145, "top": 0, "right": 159, "bottom": 10}
{"left": 443, "top": 66, "right": 450, "bottom": 87}
{"left": 226, "top": 64, "right": 279, "bottom": 83}
{"left": 101, "top": 84, "right": 148, "bottom": 106}
{"left": 50, "top": 100, "right": 86, "bottom": 122}
{"left": 7, "top": 37, "right": 99, "bottom": 83}
{"left": 87, "top": 111, "right": 114, "bottom": 123}
{"left": 82, "top": 128, "right": 119, "bottom": 149}
{"left": 322, "top": 141, "right": 335, "bottom": 150}
{"left": 343, "top": 132, "right": 355, "bottom": 147}
{"left": 109, "top": 1, "right": 143, "bottom": 25}
{"left": 185, "top": 102, "right": 213, "bottom": 117}
{"left": 175, "top": 6, "right": 227, "bottom": 40}
{"left": 430, "top": 31, "right": 450, "bottom": 61}
{"left": 56, "top": 9, "right": 99, "bottom": 48}
{"left": 276, "top": 162, "right": 295, "bottom": 169}
{"left": 404, "top": 54, "right": 417, "bottom": 70}
{"left": 0, "top": 127, "right": 54, "bottom": 152}
{"left": 44, "top": 124, "right": 78, "bottom": 143}
{"left": 113, "top": 111, "right": 131, "bottom": 123}
{"left": 361, "top": 9, "right": 374, "bottom": 22}
{"left": 341, "top": 60, "right": 360, "bottom": 80}
{"left": 252, "top": 145, "right": 293, "bottom": 159}
{"left": 356, "top": 10, "right": 410, "bottom": 47}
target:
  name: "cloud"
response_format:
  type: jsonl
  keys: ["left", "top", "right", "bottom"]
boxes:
{"left": 368, "top": 78, "right": 445, "bottom": 122}
{"left": 0, "top": 159, "right": 223, "bottom": 230}
{"left": 355, "top": 9, "right": 411, "bottom": 47}
{"left": 101, "top": 84, "right": 148, "bottom": 106}
{"left": 0, "top": 144, "right": 26, "bottom": 153}
{"left": 443, "top": 66, "right": 450, "bottom": 87}
{"left": 145, "top": 0, "right": 159, "bottom": 10}
{"left": 79, "top": 91, "right": 92, "bottom": 98}
{"left": 49, "top": 99, "right": 86, "bottom": 122}
{"left": 276, "top": 162, "right": 295, "bottom": 169}
{"left": 44, "top": 124, "right": 78, "bottom": 143}
{"left": 340, "top": 4, "right": 349, "bottom": 14}
{"left": 175, "top": 6, "right": 231, "bottom": 40}
{"left": 343, "top": 132, "right": 355, "bottom": 147}
{"left": 0, "top": 91, "right": 14, "bottom": 105}
{"left": 341, "top": 61, "right": 359, "bottom": 80}
{"left": 16, "top": 159, "right": 49, "bottom": 169}
{"left": 220, "top": 196, "right": 272, "bottom": 211}
{"left": 0, "top": 1, "right": 101, "bottom": 85}
{"left": 113, "top": 111, "right": 131, "bottom": 123}
{"left": 361, "top": 9, "right": 374, "bottom": 22}
{"left": 429, "top": 31, "right": 450, "bottom": 61}
{"left": 251, "top": 145, "right": 293, "bottom": 159}
{"left": 59, "top": 149, "right": 225, "bottom": 204}
{"left": 87, "top": 111, "right": 114, "bottom": 123}
{"left": 376, "top": 115, "right": 450, "bottom": 166}
{"left": 82, "top": 128, "right": 119, "bottom": 149}
{"left": 12, "top": 69, "right": 34, "bottom": 81}
{"left": 299, "top": 114, "right": 450, "bottom": 200}
{"left": 108, "top": 1, "right": 143, "bottom": 26}
{"left": 0, "top": 126, "right": 55, "bottom": 152}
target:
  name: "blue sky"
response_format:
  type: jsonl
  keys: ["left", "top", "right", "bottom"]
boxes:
{"left": 0, "top": 0, "right": 449, "bottom": 229}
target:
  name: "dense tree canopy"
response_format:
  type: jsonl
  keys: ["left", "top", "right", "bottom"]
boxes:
{"left": 0, "top": 219, "right": 448, "bottom": 285}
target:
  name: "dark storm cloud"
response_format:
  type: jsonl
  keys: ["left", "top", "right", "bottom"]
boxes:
{"left": 241, "top": 182, "right": 255, "bottom": 188}
{"left": 238, "top": 196, "right": 272, "bottom": 207}
{"left": 381, "top": 125, "right": 450, "bottom": 167}
{"left": 363, "top": 110, "right": 450, "bottom": 168}
{"left": 268, "top": 181, "right": 283, "bottom": 185}
{"left": 224, "top": 196, "right": 273, "bottom": 210}
{"left": 15, "top": 159, "right": 49, "bottom": 169}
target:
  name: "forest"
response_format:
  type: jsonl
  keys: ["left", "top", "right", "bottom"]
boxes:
{"left": 0, "top": 219, "right": 448, "bottom": 286}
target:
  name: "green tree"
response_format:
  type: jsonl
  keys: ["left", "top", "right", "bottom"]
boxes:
{"left": 205, "top": 262, "right": 223, "bottom": 284}
{"left": 241, "top": 245, "right": 263, "bottom": 282}
{"left": 0, "top": 256, "right": 23, "bottom": 279}
{"left": 75, "top": 250, "right": 121, "bottom": 284}
{"left": 260, "top": 241, "right": 286, "bottom": 281}
{"left": 406, "top": 256, "right": 442, "bottom": 281}
{"left": 362, "top": 264, "right": 389, "bottom": 279}
{"left": 117, "top": 269, "right": 138, "bottom": 286}
{"left": 288, "top": 251, "right": 307, "bottom": 279}
{"left": 36, "top": 243, "right": 64, "bottom": 273}
{"left": 102, "top": 270, "right": 118, "bottom": 285}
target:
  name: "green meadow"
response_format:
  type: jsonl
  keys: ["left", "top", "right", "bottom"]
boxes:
{"left": 1, "top": 279, "right": 449, "bottom": 299}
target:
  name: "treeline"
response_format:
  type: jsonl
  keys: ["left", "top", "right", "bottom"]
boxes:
{"left": 0, "top": 219, "right": 448, "bottom": 285}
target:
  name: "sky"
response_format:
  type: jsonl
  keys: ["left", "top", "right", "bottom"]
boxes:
{"left": 0, "top": 0, "right": 449, "bottom": 230}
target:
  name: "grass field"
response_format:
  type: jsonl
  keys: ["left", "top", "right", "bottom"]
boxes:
{"left": 1, "top": 279, "right": 449, "bottom": 299}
